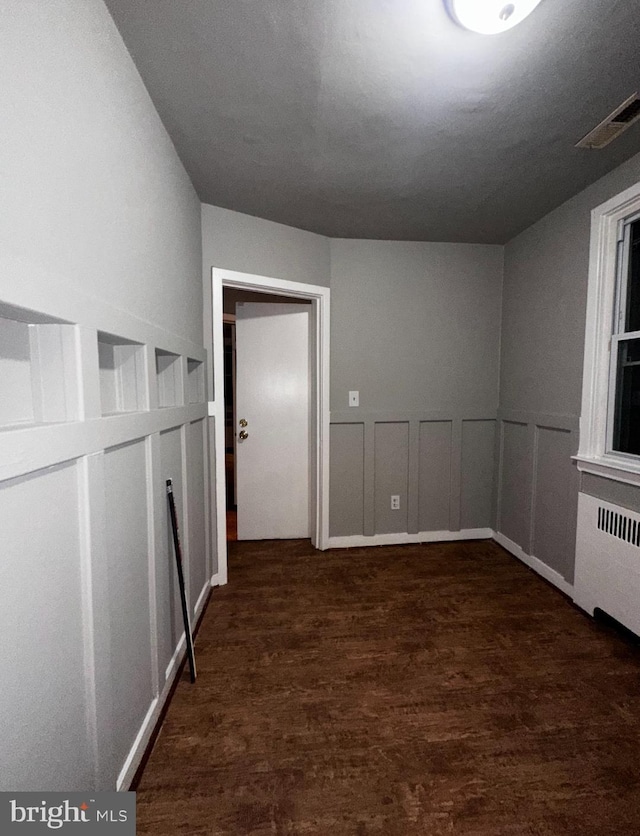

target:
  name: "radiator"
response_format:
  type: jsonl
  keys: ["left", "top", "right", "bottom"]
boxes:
{"left": 574, "top": 492, "right": 640, "bottom": 636}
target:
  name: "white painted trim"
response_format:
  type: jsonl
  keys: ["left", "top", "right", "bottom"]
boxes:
{"left": 493, "top": 531, "right": 574, "bottom": 597}
{"left": 573, "top": 454, "right": 640, "bottom": 487}
{"left": 77, "top": 456, "right": 100, "bottom": 790}
{"left": 0, "top": 403, "right": 206, "bottom": 483}
{"left": 211, "top": 268, "right": 331, "bottom": 586}
{"left": 210, "top": 571, "right": 222, "bottom": 588}
{"left": 327, "top": 528, "right": 493, "bottom": 549}
{"left": 164, "top": 632, "right": 188, "bottom": 684}
{"left": 211, "top": 274, "right": 228, "bottom": 586}
{"left": 116, "top": 576, "right": 210, "bottom": 791}
{"left": 145, "top": 434, "right": 160, "bottom": 701}
{"left": 194, "top": 580, "right": 210, "bottom": 619}
{"left": 579, "top": 180, "right": 640, "bottom": 461}
{"left": 117, "top": 696, "right": 159, "bottom": 791}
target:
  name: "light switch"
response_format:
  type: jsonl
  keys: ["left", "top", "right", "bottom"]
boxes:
{"left": 349, "top": 390, "right": 359, "bottom": 407}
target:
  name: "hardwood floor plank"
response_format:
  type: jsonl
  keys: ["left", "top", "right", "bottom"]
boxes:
{"left": 136, "top": 539, "right": 640, "bottom": 835}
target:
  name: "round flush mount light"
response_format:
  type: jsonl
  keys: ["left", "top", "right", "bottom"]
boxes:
{"left": 446, "top": 0, "right": 543, "bottom": 34}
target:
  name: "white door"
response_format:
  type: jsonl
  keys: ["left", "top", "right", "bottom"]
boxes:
{"left": 234, "top": 302, "right": 310, "bottom": 540}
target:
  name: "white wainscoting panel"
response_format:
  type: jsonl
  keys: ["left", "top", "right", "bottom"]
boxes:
{"left": 0, "top": 297, "right": 211, "bottom": 792}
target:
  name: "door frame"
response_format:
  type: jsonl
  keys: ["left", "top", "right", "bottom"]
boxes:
{"left": 211, "top": 268, "right": 331, "bottom": 584}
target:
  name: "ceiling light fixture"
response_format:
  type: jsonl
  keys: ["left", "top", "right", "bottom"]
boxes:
{"left": 446, "top": 0, "right": 543, "bottom": 34}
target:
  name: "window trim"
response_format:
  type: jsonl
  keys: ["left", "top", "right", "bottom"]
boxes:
{"left": 575, "top": 179, "right": 640, "bottom": 485}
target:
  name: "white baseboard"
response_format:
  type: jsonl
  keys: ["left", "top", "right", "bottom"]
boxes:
{"left": 194, "top": 580, "right": 210, "bottom": 617}
{"left": 210, "top": 571, "right": 224, "bottom": 587}
{"left": 164, "top": 631, "right": 188, "bottom": 683}
{"left": 327, "top": 528, "right": 493, "bottom": 549}
{"left": 116, "top": 688, "right": 164, "bottom": 791}
{"left": 116, "top": 580, "right": 211, "bottom": 791}
{"left": 327, "top": 529, "right": 574, "bottom": 600}
{"left": 493, "top": 531, "right": 574, "bottom": 597}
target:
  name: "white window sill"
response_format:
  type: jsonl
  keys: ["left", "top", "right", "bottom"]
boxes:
{"left": 573, "top": 454, "right": 640, "bottom": 488}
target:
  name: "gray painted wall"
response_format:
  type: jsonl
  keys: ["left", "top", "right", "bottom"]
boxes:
{"left": 0, "top": 0, "right": 207, "bottom": 791}
{"left": 0, "top": 1, "right": 202, "bottom": 344}
{"left": 580, "top": 473, "right": 640, "bottom": 515}
{"left": 330, "top": 240, "right": 503, "bottom": 413}
{"left": 201, "top": 216, "right": 504, "bottom": 540}
{"left": 329, "top": 240, "right": 503, "bottom": 537}
{"left": 201, "top": 206, "right": 330, "bottom": 561}
{"left": 201, "top": 203, "right": 331, "bottom": 397}
{"left": 497, "top": 149, "right": 640, "bottom": 583}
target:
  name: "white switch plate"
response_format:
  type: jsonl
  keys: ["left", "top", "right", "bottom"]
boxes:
{"left": 349, "top": 390, "right": 359, "bottom": 407}
{"left": 391, "top": 495, "right": 400, "bottom": 510}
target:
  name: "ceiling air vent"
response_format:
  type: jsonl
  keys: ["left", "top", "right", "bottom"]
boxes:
{"left": 576, "top": 93, "right": 640, "bottom": 149}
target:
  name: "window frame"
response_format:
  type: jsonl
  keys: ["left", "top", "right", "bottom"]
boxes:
{"left": 576, "top": 180, "right": 640, "bottom": 487}
{"left": 606, "top": 211, "right": 640, "bottom": 456}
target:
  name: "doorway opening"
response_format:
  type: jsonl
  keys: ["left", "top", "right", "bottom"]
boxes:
{"left": 211, "top": 269, "right": 331, "bottom": 585}
{"left": 222, "top": 314, "right": 236, "bottom": 541}
{"left": 222, "top": 290, "right": 311, "bottom": 544}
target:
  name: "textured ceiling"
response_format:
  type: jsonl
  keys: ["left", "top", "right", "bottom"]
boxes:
{"left": 104, "top": 0, "right": 640, "bottom": 243}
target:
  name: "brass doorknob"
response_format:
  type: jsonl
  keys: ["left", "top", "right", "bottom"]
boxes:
{"left": 239, "top": 430, "right": 249, "bottom": 440}
{"left": 239, "top": 418, "right": 248, "bottom": 427}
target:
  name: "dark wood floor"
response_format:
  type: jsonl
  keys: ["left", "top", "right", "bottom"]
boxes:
{"left": 136, "top": 539, "right": 640, "bottom": 835}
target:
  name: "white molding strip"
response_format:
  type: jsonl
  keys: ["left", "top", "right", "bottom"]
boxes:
{"left": 0, "top": 403, "right": 207, "bottom": 483}
{"left": 493, "top": 531, "right": 574, "bottom": 597}
{"left": 116, "top": 577, "right": 211, "bottom": 791}
{"left": 330, "top": 409, "right": 497, "bottom": 423}
{"left": 327, "top": 528, "right": 493, "bottom": 549}
{"left": 193, "top": 580, "right": 210, "bottom": 619}
{"left": 210, "top": 571, "right": 222, "bottom": 588}
{"left": 328, "top": 530, "right": 575, "bottom": 602}
{"left": 164, "top": 632, "right": 188, "bottom": 684}
{"left": 116, "top": 695, "right": 159, "bottom": 792}
{"left": 573, "top": 454, "right": 640, "bottom": 488}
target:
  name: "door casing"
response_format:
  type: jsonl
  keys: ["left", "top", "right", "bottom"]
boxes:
{"left": 210, "top": 268, "right": 331, "bottom": 585}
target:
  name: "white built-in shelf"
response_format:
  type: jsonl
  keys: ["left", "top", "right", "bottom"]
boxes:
{"left": 98, "top": 331, "right": 147, "bottom": 416}
{"left": 0, "top": 304, "right": 80, "bottom": 430}
{"left": 155, "top": 349, "right": 183, "bottom": 408}
{"left": 187, "top": 358, "right": 205, "bottom": 404}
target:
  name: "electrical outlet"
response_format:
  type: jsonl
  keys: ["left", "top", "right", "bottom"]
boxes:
{"left": 391, "top": 495, "right": 400, "bottom": 510}
{"left": 349, "top": 390, "right": 359, "bottom": 407}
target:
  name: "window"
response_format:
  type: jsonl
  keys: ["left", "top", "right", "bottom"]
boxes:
{"left": 609, "top": 215, "right": 640, "bottom": 455}
{"left": 577, "top": 179, "right": 640, "bottom": 485}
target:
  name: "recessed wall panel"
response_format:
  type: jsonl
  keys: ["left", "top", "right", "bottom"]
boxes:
{"left": 461, "top": 420, "right": 495, "bottom": 529}
{"left": 188, "top": 419, "right": 207, "bottom": 615}
{"left": 374, "top": 422, "right": 409, "bottom": 534}
{"left": 98, "top": 334, "right": 145, "bottom": 415}
{"left": 329, "top": 423, "right": 364, "bottom": 537}
{"left": 499, "top": 421, "right": 530, "bottom": 550}
{"left": 533, "top": 427, "right": 574, "bottom": 580}
{"left": 156, "top": 350, "right": 182, "bottom": 408}
{"left": 104, "top": 440, "right": 153, "bottom": 774}
{"left": 418, "top": 421, "right": 452, "bottom": 532}
{"left": 209, "top": 416, "right": 219, "bottom": 576}
{"left": 0, "top": 317, "right": 34, "bottom": 426}
{"left": 187, "top": 359, "right": 205, "bottom": 404}
{"left": 0, "top": 462, "right": 91, "bottom": 791}
{"left": 158, "top": 427, "right": 185, "bottom": 677}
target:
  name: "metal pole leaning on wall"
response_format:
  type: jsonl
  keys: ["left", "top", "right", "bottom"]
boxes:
{"left": 166, "top": 478, "right": 197, "bottom": 683}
